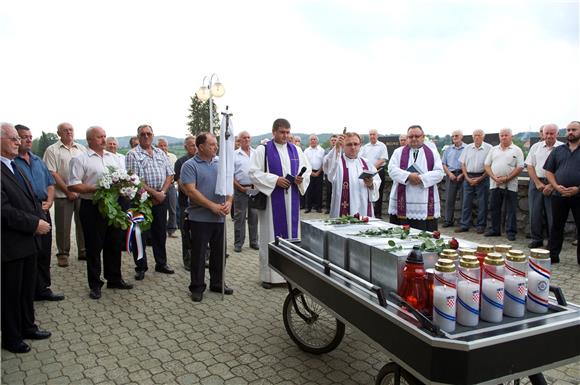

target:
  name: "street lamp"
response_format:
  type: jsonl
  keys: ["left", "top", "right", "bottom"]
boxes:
{"left": 196, "top": 73, "right": 225, "bottom": 134}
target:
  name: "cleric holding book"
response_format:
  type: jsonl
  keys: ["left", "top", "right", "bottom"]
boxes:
{"left": 249, "top": 118, "right": 311, "bottom": 289}
{"left": 387, "top": 125, "right": 445, "bottom": 231}
{"left": 323, "top": 132, "right": 381, "bottom": 218}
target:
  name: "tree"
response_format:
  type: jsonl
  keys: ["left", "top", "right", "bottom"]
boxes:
{"left": 32, "top": 131, "right": 58, "bottom": 158}
{"left": 187, "top": 94, "right": 221, "bottom": 136}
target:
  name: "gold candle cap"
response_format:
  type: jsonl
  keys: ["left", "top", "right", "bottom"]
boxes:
{"left": 506, "top": 249, "right": 526, "bottom": 262}
{"left": 530, "top": 248, "right": 550, "bottom": 259}
{"left": 460, "top": 256, "right": 480, "bottom": 268}
{"left": 494, "top": 244, "right": 512, "bottom": 253}
{"left": 458, "top": 248, "right": 476, "bottom": 256}
{"left": 440, "top": 249, "right": 459, "bottom": 260}
{"left": 477, "top": 244, "right": 494, "bottom": 253}
{"left": 435, "top": 258, "right": 456, "bottom": 272}
{"left": 484, "top": 252, "right": 505, "bottom": 266}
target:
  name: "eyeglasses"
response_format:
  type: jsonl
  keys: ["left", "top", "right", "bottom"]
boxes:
{"left": 407, "top": 135, "right": 423, "bottom": 139}
{"left": 139, "top": 132, "right": 153, "bottom": 137}
{"left": 345, "top": 143, "right": 360, "bottom": 147}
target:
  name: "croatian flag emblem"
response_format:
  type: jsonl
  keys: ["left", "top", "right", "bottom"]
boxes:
{"left": 472, "top": 291, "right": 480, "bottom": 303}
{"left": 447, "top": 296, "right": 455, "bottom": 309}
{"left": 497, "top": 288, "right": 504, "bottom": 301}
{"left": 518, "top": 284, "right": 526, "bottom": 296}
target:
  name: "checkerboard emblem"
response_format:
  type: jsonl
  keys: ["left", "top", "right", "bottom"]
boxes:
{"left": 497, "top": 288, "right": 504, "bottom": 301}
{"left": 447, "top": 297, "right": 455, "bottom": 309}
{"left": 518, "top": 284, "right": 526, "bottom": 296}
{"left": 472, "top": 291, "right": 480, "bottom": 303}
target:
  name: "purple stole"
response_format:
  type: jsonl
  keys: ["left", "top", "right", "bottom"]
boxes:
{"left": 266, "top": 140, "right": 300, "bottom": 239}
{"left": 339, "top": 155, "right": 372, "bottom": 217}
{"left": 397, "top": 145, "right": 435, "bottom": 219}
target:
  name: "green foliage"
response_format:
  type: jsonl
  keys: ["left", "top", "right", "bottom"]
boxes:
{"left": 187, "top": 94, "right": 221, "bottom": 136}
{"left": 32, "top": 132, "right": 58, "bottom": 158}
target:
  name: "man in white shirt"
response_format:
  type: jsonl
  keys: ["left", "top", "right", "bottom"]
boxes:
{"left": 249, "top": 119, "right": 311, "bottom": 289}
{"left": 323, "top": 132, "right": 380, "bottom": 218}
{"left": 233, "top": 131, "right": 258, "bottom": 252}
{"left": 525, "top": 124, "right": 564, "bottom": 248}
{"left": 456, "top": 129, "right": 492, "bottom": 233}
{"left": 303, "top": 135, "right": 326, "bottom": 213}
{"left": 484, "top": 128, "right": 524, "bottom": 241}
{"left": 361, "top": 129, "right": 389, "bottom": 218}
{"left": 69, "top": 126, "right": 133, "bottom": 300}
{"left": 388, "top": 125, "right": 444, "bottom": 231}
{"left": 105, "top": 137, "right": 125, "bottom": 170}
{"left": 441, "top": 130, "right": 465, "bottom": 227}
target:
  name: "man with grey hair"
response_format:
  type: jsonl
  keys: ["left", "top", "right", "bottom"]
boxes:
{"left": 303, "top": 134, "right": 325, "bottom": 213}
{"left": 105, "top": 137, "right": 125, "bottom": 169}
{"left": 399, "top": 134, "right": 408, "bottom": 147}
{"left": 456, "top": 129, "right": 492, "bottom": 233}
{"left": 69, "top": 126, "right": 133, "bottom": 299}
{"left": 484, "top": 128, "right": 524, "bottom": 241}
{"left": 441, "top": 130, "right": 465, "bottom": 227}
{"left": 157, "top": 138, "right": 178, "bottom": 238}
{"left": 43, "top": 122, "right": 87, "bottom": 267}
{"left": 361, "top": 129, "right": 389, "bottom": 218}
{"left": 525, "top": 123, "right": 563, "bottom": 248}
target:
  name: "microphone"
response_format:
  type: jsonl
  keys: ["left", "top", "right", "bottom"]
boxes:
{"left": 298, "top": 167, "right": 307, "bottom": 177}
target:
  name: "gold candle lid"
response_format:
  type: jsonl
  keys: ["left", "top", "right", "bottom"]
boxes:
{"left": 477, "top": 244, "right": 494, "bottom": 253}
{"left": 494, "top": 244, "right": 512, "bottom": 253}
{"left": 440, "top": 249, "right": 459, "bottom": 260}
{"left": 458, "top": 248, "right": 476, "bottom": 256}
{"left": 435, "top": 258, "right": 456, "bottom": 272}
{"left": 460, "top": 255, "right": 480, "bottom": 268}
{"left": 506, "top": 249, "right": 526, "bottom": 262}
{"left": 484, "top": 252, "right": 505, "bottom": 266}
{"left": 530, "top": 248, "right": 550, "bottom": 259}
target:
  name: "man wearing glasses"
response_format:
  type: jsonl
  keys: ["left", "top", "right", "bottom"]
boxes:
{"left": 388, "top": 125, "right": 445, "bottom": 231}
{"left": 441, "top": 130, "right": 465, "bottom": 228}
{"left": 125, "top": 124, "right": 175, "bottom": 280}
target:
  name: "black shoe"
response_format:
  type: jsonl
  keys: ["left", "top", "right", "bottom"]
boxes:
{"left": 2, "top": 341, "right": 31, "bottom": 354}
{"left": 78, "top": 256, "right": 87, "bottom": 261}
{"left": 155, "top": 265, "right": 175, "bottom": 274}
{"left": 35, "top": 292, "right": 65, "bottom": 301}
{"left": 23, "top": 329, "right": 51, "bottom": 340}
{"left": 476, "top": 227, "right": 485, "bottom": 234}
{"left": 107, "top": 280, "right": 133, "bottom": 290}
{"left": 234, "top": 246, "right": 242, "bottom": 252}
{"left": 304, "top": 209, "right": 311, "bottom": 213}
{"left": 191, "top": 292, "right": 203, "bottom": 302}
{"left": 484, "top": 231, "right": 500, "bottom": 237}
{"left": 209, "top": 285, "right": 234, "bottom": 295}
{"left": 135, "top": 271, "right": 145, "bottom": 281}
{"left": 261, "top": 282, "right": 273, "bottom": 289}
{"left": 250, "top": 244, "right": 259, "bottom": 250}
{"left": 89, "top": 288, "right": 101, "bottom": 299}
{"left": 507, "top": 234, "right": 516, "bottom": 241}
{"left": 528, "top": 240, "right": 543, "bottom": 248}
{"left": 442, "top": 222, "right": 453, "bottom": 228}
{"left": 454, "top": 227, "right": 469, "bottom": 233}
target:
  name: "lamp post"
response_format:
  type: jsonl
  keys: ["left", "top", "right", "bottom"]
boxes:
{"left": 196, "top": 73, "right": 225, "bottom": 134}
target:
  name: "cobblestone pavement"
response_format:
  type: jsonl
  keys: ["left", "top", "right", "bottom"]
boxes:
{"left": 2, "top": 211, "right": 579, "bottom": 385}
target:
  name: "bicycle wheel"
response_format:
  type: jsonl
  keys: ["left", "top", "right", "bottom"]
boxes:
{"left": 375, "top": 362, "right": 422, "bottom": 385}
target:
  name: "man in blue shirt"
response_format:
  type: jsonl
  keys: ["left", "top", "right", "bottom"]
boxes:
{"left": 441, "top": 130, "right": 465, "bottom": 227}
{"left": 15, "top": 125, "right": 64, "bottom": 302}
{"left": 180, "top": 132, "right": 234, "bottom": 302}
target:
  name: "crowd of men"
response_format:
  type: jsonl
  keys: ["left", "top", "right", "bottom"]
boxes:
{"left": 1, "top": 119, "right": 578, "bottom": 354}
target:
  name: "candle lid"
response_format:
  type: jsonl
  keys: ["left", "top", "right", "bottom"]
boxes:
{"left": 458, "top": 248, "right": 476, "bottom": 256}
{"left": 440, "top": 249, "right": 459, "bottom": 260}
{"left": 530, "top": 248, "right": 550, "bottom": 259}
{"left": 477, "top": 244, "right": 494, "bottom": 253}
{"left": 506, "top": 250, "right": 526, "bottom": 262}
{"left": 460, "top": 256, "right": 480, "bottom": 268}
{"left": 494, "top": 244, "right": 512, "bottom": 253}
{"left": 435, "top": 259, "right": 456, "bottom": 272}
{"left": 484, "top": 252, "right": 505, "bottom": 265}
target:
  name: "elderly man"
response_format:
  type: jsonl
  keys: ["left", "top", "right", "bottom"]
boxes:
{"left": 525, "top": 124, "right": 564, "bottom": 248}
{"left": 388, "top": 125, "right": 445, "bottom": 231}
{"left": 323, "top": 134, "right": 338, "bottom": 214}
{"left": 233, "top": 131, "right": 259, "bottom": 252}
{"left": 303, "top": 134, "right": 326, "bottom": 213}
{"left": 2, "top": 122, "right": 52, "bottom": 353}
{"left": 129, "top": 136, "right": 139, "bottom": 149}
{"left": 361, "top": 129, "right": 389, "bottom": 218}
{"left": 43, "top": 122, "right": 87, "bottom": 267}
{"left": 544, "top": 121, "right": 580, "bottom": 264}
{"left": 105, "top": 137, "right": 125, "bottom": 170}
{"left": 157, "top": 138, "right": 179, "bottom": 238}
{"left": 456, "top": 129, "right": 492, "bottom": 233}
{"left": 125, "top": 124, "right": 175, "bottom": 280}
{"left": 484, "top": 128, "right": 524, "bottom": 241}
{"left": 399, "top": 134, "right": 408, "bottom": 147}
{"left": 69, "top": 126, "right": 133, "bottom": 299}
{"left": 14, "top": 125, "right": 64, "bottom": 302}
{"left": 249, "top": 118, "right": 311, "bottom": 289}
{"left": 181, "top": 133, "right": 234, "bottom": 302}
{"left": 323, "top": 132, "right": 381, "bottom": 218}
{"left": 175, "top": 136, "right": 197, "bottom": 271}
{"left": 441, "top": 130, "right": 465, "bottom": 227}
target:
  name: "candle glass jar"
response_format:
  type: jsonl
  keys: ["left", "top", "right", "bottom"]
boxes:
{"left": 398, "top": 246, "right": 429, "bottom": 315}
{"left": 432, "top": 259, "right": 457, "bottom": 332}
{"left": 527, "top": 248, "right": 551, "bottom": 314}
{"left": 480, "top": 252, "right": 505, "bottom": 323}
{"left": 457, "top": 256, "right": 480, "bottom": 327}
{"left": 504, "top": 250, "right": 527, "bottom": 318}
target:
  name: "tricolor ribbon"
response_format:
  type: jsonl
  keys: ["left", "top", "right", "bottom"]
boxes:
{"left": 126, "top": 210, "right": 145, "bottom": 260}
{"left": 505, "top": 263, "right": 526, "bottom": 277}
{"left": 458, "top": 269, "right": 480, "bottom": 285}
{"left": 434, "top": 274, "right": 456, "bottom": 288}
{"left": 484, "top": 266, "right": 504, "bottom": 282}
{"left": 529, "top": 260, "right": 551, "bottom": 280}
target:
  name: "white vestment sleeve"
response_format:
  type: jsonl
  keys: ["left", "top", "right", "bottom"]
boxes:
{"left": 322, "top": 147, "right": 341, "bottom": 182}
{"left": 387, "top": 147, "right": 411, "bottom": 184}
{"left": 249, "top": 145, "right": 278, "bottom": 196}
{"left": 420, "top": 150, "right": 445, "bottom": 188}
{"left": 296, "top": 146, "right": 311, "bottom": 195}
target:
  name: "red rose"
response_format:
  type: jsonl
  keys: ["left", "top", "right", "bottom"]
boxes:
{"left": 432, "top": 231, "right": 441, "bottom": 239}
{"left": 353, "top": 213, "right": 360, "bottom": 219}
{"left": 449, "top": 238, "right": 459, "bottom": 249}
{"left": 402, "top": 224, "right": 410, "bottom": 231}
{"left": 362, "top": 216, "right": 369, "bottom": 223}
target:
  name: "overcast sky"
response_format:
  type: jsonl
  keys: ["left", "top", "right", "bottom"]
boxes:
{"left": 2, "top": 0, "right": 579, "bottom": 139}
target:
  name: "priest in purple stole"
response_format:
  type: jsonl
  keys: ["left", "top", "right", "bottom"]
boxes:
{"left": 387, "top": 125, "right": 444, "bottom": 231}
{"left": 249, "top": 119, "right": 311, "bottom": 289}
{"left": 323, "top": 132, "right": 381, "bottom": 218}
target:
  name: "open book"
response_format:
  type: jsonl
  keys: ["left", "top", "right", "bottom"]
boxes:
{"left": 358, "top": 171, "right": 378, "bottom": 179}
{"left": 406, "top": 163, "right": 425, "bottom": 174}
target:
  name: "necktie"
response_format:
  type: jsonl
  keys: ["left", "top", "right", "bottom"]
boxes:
{"left": 413, "top": 149, "right": 419, "bottom": 162}
{"left": 10, "top": 161, "right": 28, "bottom": 190}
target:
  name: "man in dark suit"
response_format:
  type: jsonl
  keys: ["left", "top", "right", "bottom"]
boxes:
{"left": 1, "top": 122, "right": 52, "bottom": 354}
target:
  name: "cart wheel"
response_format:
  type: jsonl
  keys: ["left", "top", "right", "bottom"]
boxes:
{"left": 500, "top": 374, "right": 546, "bottom": 385}
{"left": 282, "top": 288, "right": 345, "bottom": 354}
{"left": 376, "top": 362, "right": 422, "bottom": 385}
